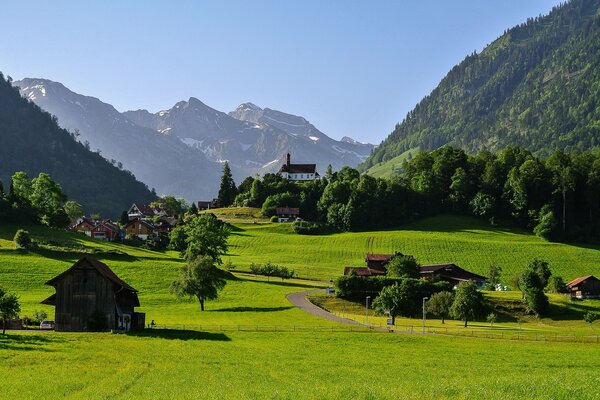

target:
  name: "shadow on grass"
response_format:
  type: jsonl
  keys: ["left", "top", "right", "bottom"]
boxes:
{"left": 209, "top": 306, "right": 294, "bottom": 313}
{"left": 0, "top": 333, "right": 66, "bottom": 351}
{"left": 237, "top": 276, "right": 323, "bottom": 290}
{"left": 127, "top": 329, "right": 231, "bottom": 341}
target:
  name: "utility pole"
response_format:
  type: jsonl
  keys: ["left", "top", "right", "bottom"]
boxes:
{"left": 422, "top": 297, "right": 428, "bottom": 334}
{"left": 365, "top": 296, "right": 371, "bottom": 326}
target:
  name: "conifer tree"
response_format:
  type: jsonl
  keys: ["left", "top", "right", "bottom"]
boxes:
{"left": 217, "top": 162, "right": 237, "bottom": 207}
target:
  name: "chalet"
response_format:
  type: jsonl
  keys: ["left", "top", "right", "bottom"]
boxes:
{"left": 127, "top": 203, "right": 166, "bottom": 221}
{"left": 365, "top": 253, "right": 403, "bottom": 271}
{"left": 41, "top": 257, "right": 144, "bottom": 332}
{"left": 197, "top": 199, "right": 219, "bottom": 211}
{"left": 70, "top": 217, "right": 96, "bottom": 237}
{"left": 278, "top": 153, "right": 319, "bottom": 181}
{"left": 154, "top": 216, "right": 177, "bottom": 234}
{"left": 90, "top": 220, "right": 119, "bottom": 241}
{"left": 276, "top": 207, "right": 300, "bottom": 222}
{"left": 125, "top": 219, "right": 156, "bottom": 240}
{"left": 567, "top": 275, "right": 600, "bottom": 299}
{"left": 420, "top": 264, "right": 487, "bottom": 288}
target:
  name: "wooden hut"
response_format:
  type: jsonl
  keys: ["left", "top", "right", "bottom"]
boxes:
{"left": 567, "top": 275, "right": 600, "bottom": 299}
{"left": 42, "top": 256, "right": 144, "bottom": 332}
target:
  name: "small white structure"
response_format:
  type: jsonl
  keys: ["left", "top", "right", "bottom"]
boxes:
{"left": 278, "top": 153, "right": 319, "bottom": 182}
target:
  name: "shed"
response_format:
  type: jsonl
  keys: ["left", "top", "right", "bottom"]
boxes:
{"left": 41, "top": 257, "right": 144, "bottom": 332}
{"left": 567, "top": 275, "right": 600, "bottom": 299}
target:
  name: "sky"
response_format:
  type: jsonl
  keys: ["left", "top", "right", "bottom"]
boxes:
{"left": 1, "top": 0, "right": 562, "bottom": 144}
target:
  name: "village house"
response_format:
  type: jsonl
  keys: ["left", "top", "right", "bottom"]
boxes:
{"left": 154, "top": 216, "right": 177, "bottom": 234}
{"left": 197, "top": 199, "right": 219, "bottom": 211}
{"left": 278, "top": 153, "right": 319, "bottom": 181}
{"left": 41, "top": 257, "right": 144, "bottom": 332}
{"left": 344, "top": 254, "right": 487, "bottom": 287}
{"left": 70, "top": 217, "right": 97, "bottom": 237}
{"left": 419, "top": 263, "right": 487, "bottom": 288}
{"left": 90, "top": 220, "right": 119, "bottom": 241}
{"left": 124, "top": 219, "right": 156, "bottom": 240}
{"left": 276, "top": 207, "right": 300, "bottom": 222}
{"left": 567, "top": 275, "right": 600, "bottom": 299}
{"left": 127, "top": 203, "right": 166, "bottom": 221}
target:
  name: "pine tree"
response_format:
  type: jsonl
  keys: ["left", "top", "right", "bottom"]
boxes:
{"left": 189, "top": 202, "right": 198, "bottom": 215}
{"left": 217, "top": 162, "right": 237, "bottom": 207}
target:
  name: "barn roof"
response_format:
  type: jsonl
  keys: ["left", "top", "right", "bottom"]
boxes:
{"left": 45, "top": 256, "right": 138, "bottom": 292}
{"left": 420, "top": 263, "right": 487, "bottom": 282}
{"left": 276, "top": 207, "right": 300, "bottom": 215}
{"left": 567, "top": 275, "right": 598, "bottom": 287}
{"left": 365, "top": 253, "right": 398, "bottom": 262}
{"left": 343, "top": 267, "right": 387, "bottom": 276}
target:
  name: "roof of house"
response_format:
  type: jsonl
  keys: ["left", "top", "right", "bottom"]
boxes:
{"left": 126, "top": 218, "right": 155, "bottom": 229}
{"left": 365, "top": 253, "right": 400, "bottom": 262}
{"left": 420, "top": 263, "right": 487, "bottom": 282}
{"left": 567, "top": 275, "right": 599, "bottom": 287}
{"left": 343, "top": 267, "right": 387, "bottom": 277}
{"left": 276, "top": 207, "right": 300, "bottom": 215}
{"left": 279, "top": 163, "right": 318, "bottom": 174}
{"left": 45, "top": 256, "right": 138, "bottom": 292}
{"left": 129, "top": 203, "right": 163, "bottom": 216}
{"left": 92, "top": 220, "right": 119, "bottom": 232}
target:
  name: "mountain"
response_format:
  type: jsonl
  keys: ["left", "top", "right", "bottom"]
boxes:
{"left": 15, "top": 78, "right": 221, "bottom": 201}
{"left": 125, "top": 101, "right": 374, "bottom": 178}
{"left": 363, "top": 0, "right": 600, "bottom": 175}
{"left": 0, "top": 74, "right": 155, "bottom": 216}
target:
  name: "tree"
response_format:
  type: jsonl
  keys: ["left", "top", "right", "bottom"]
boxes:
{"left": 170, "top": 256, "right": 227, "bottom": 311}
{"left": 13, "top": 229, "right": 31, "bottom": 249}
{"left": 0, "top": 287, "right": 21, "bottom": 334}
{"left": 528, "top": 258, "right": 552, "bottom": 288}
{"left": 534, "top": 207, "right": 559, "bottom": 241}
{"left": 426, "top": 291, "right": 454, "bottom": 324}
{"left": 547, "top": 276, "right": 567, "bottom": 294}
{"left": 64, "top": 201, "right": 83, "bottom": 222}
{"left": 183, "top": 214, "right": 231, "bottom": 264}
{"left": 372, "top": 283, "right": 404, "bottom": 325}
{"left": 120, "top": 210, "right": 129, "bottom": 226}
{"left": 30, "top": 173, "right": 68, "bottom": 227}
{"left": 450, "top": 281, "right": 484, "bottom": 327}
{"left": 189, "top": 202, "right": 198, "bottom": 215}
{"left": 486, "top": 265, "right": 502, "bottom": 290}
{"left": 583, "top": 312, "right": 599, "bottom": 330}
{"left": 486, "top": 313, "right": 497, "bottom": 327}
{"left": 218, "top": 162, "right": 237, "bottom": 207}
{"left": 386, "top": 255, "right": 420, "bottom": 278}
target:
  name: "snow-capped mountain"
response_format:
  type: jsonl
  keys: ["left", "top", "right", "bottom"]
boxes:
{"left": 15, "top": 78, "right": 221, "bottom": 201}
{"left": 16, "top": 78, "right": 374, "bottom": 201}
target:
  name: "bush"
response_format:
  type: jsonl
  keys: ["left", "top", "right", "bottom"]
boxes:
{"left": 270, "top": 216, "right": 278, "bottom": 223}
{"left": 547, "top": 276, "right": 568, "bottom": 293}
{"left": 335, "top": 275, "right": 451, "bottom": 301}
{"left": 13, "top": 229, "right": 32, "bottom": 249}
{"left": 524, "top": 287, "right": 549, "bottom": 316}
{"left": 248, "top": 262, "right": 295, "bottom": 281}
{"left": 292, "top": 221, "right": 333, "bottom": 235}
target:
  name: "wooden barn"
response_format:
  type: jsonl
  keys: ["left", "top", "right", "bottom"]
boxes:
{"left": 420, "top": 264, "right": 487, "bottom": 288}
{"left": 567, "top": 275, "right": 600, "bottom": 299}
{"left": 41, "top": 257, "right": 144, "bottom": 332}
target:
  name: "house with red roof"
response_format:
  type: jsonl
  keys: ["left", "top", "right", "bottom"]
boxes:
{"left": 567, "top": 275, "right": 600, "bottom": 299}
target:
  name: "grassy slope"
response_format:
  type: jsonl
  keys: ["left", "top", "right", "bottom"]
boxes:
{"left": 228, "top": 214, "right": 600, "bottom": 281}
{"left": 2, "top": 331, "right": 600, "bottom": 399}
{"left": 365, "top": 147, "right": 418, "bottom": 178}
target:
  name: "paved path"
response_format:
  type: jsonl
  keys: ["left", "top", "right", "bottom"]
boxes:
{"left": 286, "top": 289, "right": 363, "bottom": 326}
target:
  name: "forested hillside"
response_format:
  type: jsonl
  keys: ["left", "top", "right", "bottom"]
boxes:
{"left": 0, "top": 74, "right": 156, "bottom": 216}
{"left": 364, "top": 0, "right": 600, "bottom": 172}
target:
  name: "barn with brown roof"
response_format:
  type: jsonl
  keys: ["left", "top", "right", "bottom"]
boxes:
{"left": 42, "top": 257, "right": 144, "bottom": 332}
{"left": 567, "top": 275, "right": 600, "bottom": 299}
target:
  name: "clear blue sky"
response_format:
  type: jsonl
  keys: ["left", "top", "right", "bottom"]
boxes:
{"left": 1, "top": 0, "right": 561, "bottom": 144}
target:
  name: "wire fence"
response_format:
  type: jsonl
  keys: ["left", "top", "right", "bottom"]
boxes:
{"left": 145, "top": 322, "right": 600, "bottom": 344}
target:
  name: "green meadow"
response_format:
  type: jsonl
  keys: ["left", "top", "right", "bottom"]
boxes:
{"left": 1, "top": 215, "right": 600, "bottom": 399}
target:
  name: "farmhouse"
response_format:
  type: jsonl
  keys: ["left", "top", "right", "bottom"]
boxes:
{"left": 197, "top": 199, "right": 219, "bottom": 211}
{"left": 567, "top": 275, "right": 600, "bottom": 299}
{"left": 90, "top": 220, "right": 119, "bottom": 241}
{"left": 41, "top": 257, "right": 144, "bottom": 332}
{"left": 420, "top": 264, "right": 487, "bottom": 287}
{"left": 124, "top": 219, "right": 156, "bottom": 240}
{"left": 276, "top": 207, "right": 300, "bottom": 222}
{"left": 127, "top": 203, "right": 166, "bottom": 221}
{"left": 365, "top": 253, "right": 403, "bottom": 270}
{"left": 278, "top": 153, "right": 319, "bottom": 181}
{"left": 70, "top": 217, "right": 96, "bottom": 236}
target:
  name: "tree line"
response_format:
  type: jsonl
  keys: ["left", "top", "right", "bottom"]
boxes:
{"left": 225, "top": 146, "right": 600, "bottom": 242}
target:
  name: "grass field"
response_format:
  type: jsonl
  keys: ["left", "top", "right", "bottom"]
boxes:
{"left": 365, "top": 147, "right": 419, "bottom": 178}
{"left": 2, "top": 216, "right": 600, "bottom": 399}
{"left": 227, "top": 214, "right": 600, "bottom": 281}
{"left": 2, "top": 330, "right": 600, "bottom": 399}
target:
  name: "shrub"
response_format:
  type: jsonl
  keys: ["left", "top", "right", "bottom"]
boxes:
{"left": 524, "top": 287, "right": 549, "bottom": 316}
{"left": 292, "top": 221, "right": 333, "bottom": 235}
{"left": 547, "top": 276, "right": 568, "bottom": 293}
{"left": 32, "top": 310, "right": 48, "bottom": 323}
{"left": 13, "top": 229, "right": 31, "bottom": 249}
{"left": 270, "top": 216, "right": 278, "bottom": 223}
{"left": 248, "top": 262, "right": 295, "bottom": 280}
